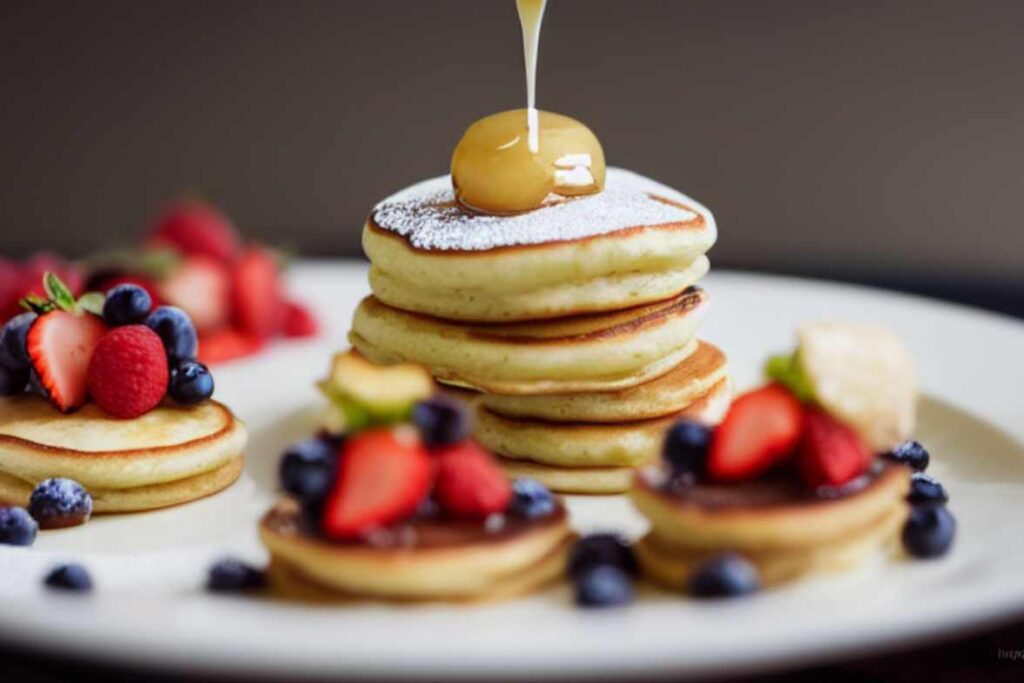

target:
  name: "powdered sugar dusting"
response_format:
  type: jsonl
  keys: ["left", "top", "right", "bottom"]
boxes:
{"left": 370, "top": 167, "right": 714, "bottom": 251}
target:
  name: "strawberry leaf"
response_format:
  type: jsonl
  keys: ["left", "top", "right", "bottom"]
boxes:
{"left": 76, "top": 291, "right": 106, "bottom": 317}
{"left": 20, "top": 294, "right": 54, "bottom": 315}
{"left": 43, "top": 272, "right": 76, "bottom": 311}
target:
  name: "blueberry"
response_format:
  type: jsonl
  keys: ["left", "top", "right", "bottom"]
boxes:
{"left": 0, "top": 364, "right": 28, "bottom": 396}
{"left": 662, "top": 420, "right": 711, "bottom": 477}
{"left": 908, "top": 473, "right": 948, "bottom": 505}
{"left": 206, "top": 558, "right": 267, "bottom": 592}
{"left": 885, "top": 440, "right": 930, "bottom": 472}
{"left": 411, "top": 395, "right": 470, "bottom": 448}
{"left": 507, "top": 478, "right": 556, "bottom": 519}
{"left": 28, "top": 478, "right": 93, "bottom": 529}
{"left": 568, "top": 533, "right": 638, "bottom": 579}
{"left": 168, "top": 360, "right": 215, "bottom": 405}
{"left": 102, "top": 284, "right": 152, "bottom": 326}
{"left": 0, "top": 506, "right": 38, "bottom": 546}
{"left": 574, "top": 565, "right": 634, "bottom": 608}
{"left": 0, "top": 312, "right": 37, "bottom": 371}
{"left": 902, "top": 504, "right": 956, "bottom": 559}
{"left": 145, "top": 306, "right": 198, "bottom": 362}
{"left": 279, "top": 437, "right": 340, "bottom": 505}
{"left": 44, "top": 564, "right": 93, "bottom": 592}
{"left": 687, "top": 553, "right": 761, "bottom": 598}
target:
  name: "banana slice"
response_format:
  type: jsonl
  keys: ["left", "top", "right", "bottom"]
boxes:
{"left": 797, "top": 321, "right": 917, "bottom": 452}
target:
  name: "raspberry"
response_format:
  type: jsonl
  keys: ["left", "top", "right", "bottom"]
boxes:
{"left": 87, "top": 325, "right": 169, "bottom": 418}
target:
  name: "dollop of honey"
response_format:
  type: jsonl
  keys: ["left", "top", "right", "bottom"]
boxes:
{"left": 450, "top": 109, "right": 606, "bottom": 215}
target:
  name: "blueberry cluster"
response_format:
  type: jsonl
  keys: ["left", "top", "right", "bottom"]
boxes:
{"left": 570, "top": 534, "right": 638, "bottom": 608}
{"left": 887, "top": 441, "right": 956, "bottom": 559}
{"left": 0, "top": 478, "right": 95, "bottom": 546}
{"left": 0, "top": 312, "right": 37, "bottom": 396}
{"left": 104, "top": 284, "right": 214, "bottom": 405}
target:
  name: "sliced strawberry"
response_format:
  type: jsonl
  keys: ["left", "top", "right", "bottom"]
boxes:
{"left": 197, "top": 328, "right": 264, "bottom": 365}
{"left": 281, "top": 299, "right": 318, "bottom": 338}
{"left": 148, "top": 201, "right": 240, "bottom": 263}
{"left": 322, "top": 428, "right": 433, "bottom": 539}
{"left": 159, "top": 256, "right": 231, "bottom": 333}
{"left": 797, "top": 408, "right": 873, "bottom": 488}
{"left": 434, "top": 440, "right": 511, "bottom": 518}
{"left": 27, "top": 311, "right": 107, "bottom": 412}
{"left": 230, "top": 246, "right": 283, "bottom": 339}
{"left": 707, "top": 384, "right": 803, "bottom": 482}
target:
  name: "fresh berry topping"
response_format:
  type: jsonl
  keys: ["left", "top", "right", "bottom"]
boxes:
{"left": 687, "top": 553, "right": 761, "bottom": 598}
{"left": 90, "top": 273, "right": 164, "bottom": 309}
{"left": 0, "top": 312, "right": 37, "bottom": 370}
{"left": 87, "top": 325, "right": 169, "bottom": 419}
{"left": 321, "top": 429, "right": 433, "bottom": 539}
{"left": 279, "top": 436, "right": 341, "bottom": 506}
{"left": 27, "top": 311, "right": 106, "bottom": 412}
{"left": 159, "top": 256, "right": 231, "bottom": 333}
{"left": 908, "top": 473, "right": 949, "bottom": 505}
{"left": 0, "top": 506, "right": 38, "bottom": 546}
{"left": 412, "top": 395, "right": 471, "bottom": 448}
{"left": 433, "top": 440, "right": 511, "bottom": 519}
{"left": 206, "top": 558, "right": 267, "bottom": 592}
{"left": 902, "top": 504, "right": 956, "bottom": 559}
{"left": 663, "top": 419, "right": 711, "bottom": 478}
{"left": 102, "top": 284, "right": 152, "bottom": 327}
{"left": 196, "top": 328, "right": 264, "bottom": 364}
{"left": 145, "top": 306, "right": 198, "bottom": 362}
{"left": 28, "top": 478, "right": 93, "bottom": 529}
{"left": 885, "top": 440, "right": 930, "bottom": 472}
{"left": 706, "top": 384, "right": 803, "bottom": 482}
{"left": 168, "top": 359, "right": 215, "bottom": 405}
{"left": 507, "top": 478, "right": 556, "bottom": 519}
{"left": 574, "top": 565, "right": 635, "bottom": 608}
{"left": 230, "top": 246, "right": 283, "bottom": 339}
{"left": 44, "top": 564, "right": 93, "bottom": 592}
{"left": 148, "top": 201, "right": 241, "bottom": 263}
{"left": 568, "top": 533, "right": 638, "bottom": 579}
{"left": 282, "top": 300, "right": 319, "bottom": 338}
{"left": 0, "top": 364, "right": 28, "bottom": 396}
{"left": 797, "top": 408, "right": 873, "bottom": 488}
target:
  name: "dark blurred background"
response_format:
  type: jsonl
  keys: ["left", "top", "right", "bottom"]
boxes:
{"left": 1, "top": 0, "right": 1022, "bottom": 314}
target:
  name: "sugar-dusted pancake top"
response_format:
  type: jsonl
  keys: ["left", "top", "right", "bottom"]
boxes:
{"left": 370, "top": 167, "right": 713, "bottom": 251}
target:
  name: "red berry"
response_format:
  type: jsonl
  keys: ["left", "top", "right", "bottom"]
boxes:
{"left": 87, "top": 325, "right": 169, "bottom": 419}
{"left": 434, "top": 440, "right": 511, "bottom": 518}
{"left": 282, "top": 300, "right": 318, "bottom": 338}
{"left": 230, "top": 246, "right": 283, "bottom": 339}
{"left": 797, "top": 409, "right": 873, "bottom": 488}
{"left": 322, "top": 428, "right": 433, "bottom": 539}
{"left": 148, "top": 201, "right": 240, "bottom": 263}
{"left": 707, "top": 384, "right": 804, "bottom": 482}
{"left": 196, "top": 328, "right": 264, "bottom": 365}
{"left": 27, "top": 311, "right": 107, "bottom": 412}
{"left": 159, "top": 256, "right": 231, "bottom": 333}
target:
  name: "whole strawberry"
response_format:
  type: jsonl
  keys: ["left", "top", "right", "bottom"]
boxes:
{"left": 148, "top": 201, "right": 240, "bottom": 263}
{"left": 87, "top": 325, "right": 169, "bottom": 418}
{"left": 434, "top": 440, "right": 511, "bottom": 518}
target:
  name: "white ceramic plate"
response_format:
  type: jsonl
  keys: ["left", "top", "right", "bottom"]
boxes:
{"left": 1, "top": 262, "right": 1023, "bottom": 680}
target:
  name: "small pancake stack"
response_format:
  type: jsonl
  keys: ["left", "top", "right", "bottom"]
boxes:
{"left": 351, "top": 168, "right": 726, "bottom": 493}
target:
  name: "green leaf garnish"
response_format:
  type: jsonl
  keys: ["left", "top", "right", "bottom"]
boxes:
{"left": 19, "top": 294, "right": 54, "bottom": 315}
{"left": 76, "top": 291, "right": 106, "bottom": 316}
{"left": 43, "top": 272, "right": 76, "bottom": 312}
{"left": 764, "top": 351, "right": 814, "bottom": 402}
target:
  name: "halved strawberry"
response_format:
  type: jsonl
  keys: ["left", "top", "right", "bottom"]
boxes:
{"left": 197, "top": 328, "right": 264, "bottom": 365}
{"left": 148, "top": 201, "right": 240, "bottom": 263}
{"left": 322, "top": 428, "right": 433, "bottom": 539}
{"left": 230, "top": 246, "right": 283, "bottom": 339}
{"left": 706, "top": 384, "right": 803, "bottom": 482}
{"left": 281, "top": 299, "right": 318, "bottom": 338}
{"left": 434, "top": 440, "right": 511, "bottom": 518}
{"left": 27, "top": 311, "right": 107, "bottom": 412}
{"left": 797, "top": 408, "right": 873, "bottom": 488}
{"left": 159, "top": 256, "right": 230, "bottom": 333}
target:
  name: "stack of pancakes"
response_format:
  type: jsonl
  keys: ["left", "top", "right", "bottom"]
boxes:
{"left": 351, "top": 168, "right": 726, "bottom": 493}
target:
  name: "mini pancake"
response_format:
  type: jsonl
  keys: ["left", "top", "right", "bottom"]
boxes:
{"left": 350, "top": 288, "right": 709, "bottom": 395}
{"left": 259, "top": 499, "right": 573, "bottom": 602}
{"left": 495, "top": 458, "right": 638, "bottom": 495}
{"left": 481, "top": 341, "right": 728, "bottom": 422}
{"left": 363, "top": 168, "right": 717, "bottom": 321}
{"left": 0, "top": 395, "right": 247, "bottom": 512}
{"left": 630, "top": 463, "right": 911, "bottom": 552}
{"left": 474, "top": 378, "right": 731, "bottom": 470}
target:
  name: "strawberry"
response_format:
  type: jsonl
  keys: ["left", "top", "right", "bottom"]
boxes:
{"left": 797, "top": 408, "right": 873, "bottom": 488}
{"left": 148, "top": 201, "right": 240, "bottom": 263}
{"left": 197, "top": 328, "right": 264, "bottom": 364}
{"left": 27, "top": 311, "right": 107, "bottom": 412}
{"left": 322, "top": 428, "right": 433, "bottom": 539}
{"left": 159, "top": 256, "right": 231, "bottom": 333}
{"left": 87, "top": 326, "right": 169, "bottom": 418}
{"left": 281, "top": 299, "right": 318, "bottom": 338}
{"left": 230, "top": 246, "right": 283, "bottom": 339}
{"left": 434, "top": 440, "right": 511, "bottom": 518}
{"left": 707, "top": 384, "right": 803, "bottom": 482}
